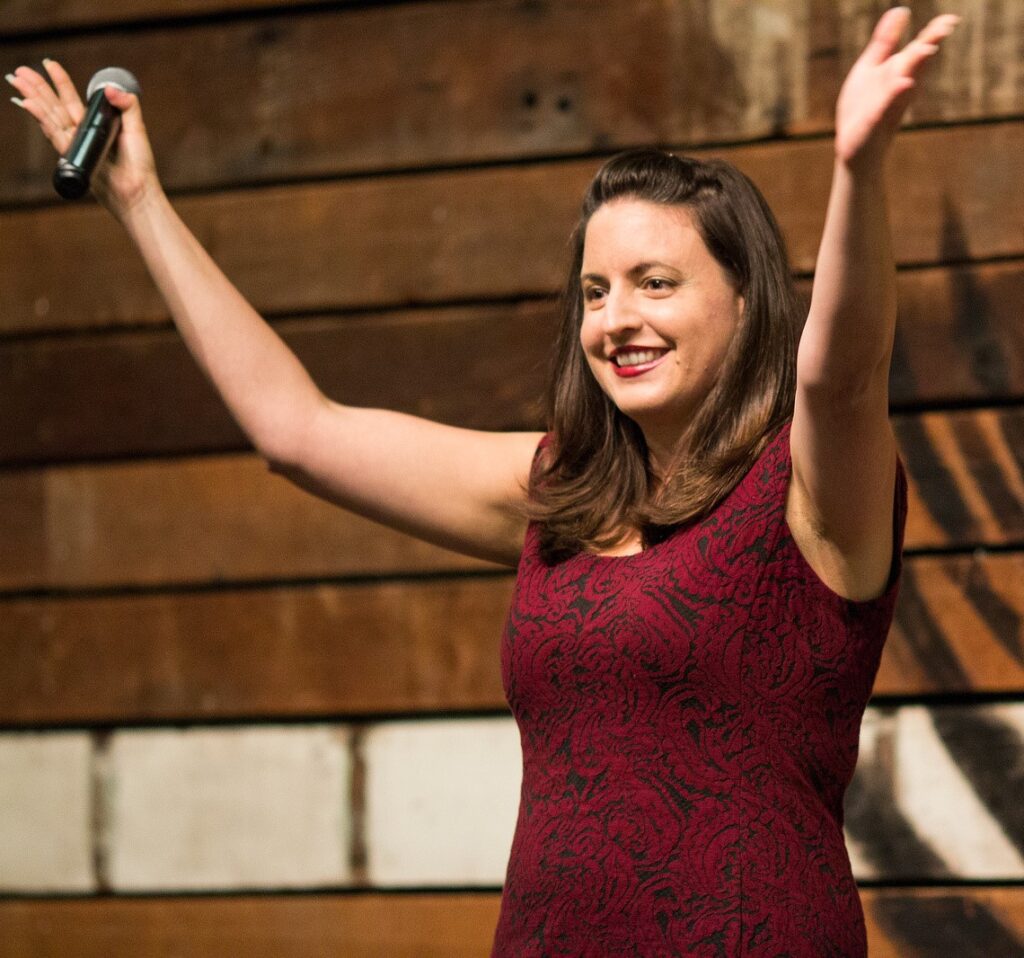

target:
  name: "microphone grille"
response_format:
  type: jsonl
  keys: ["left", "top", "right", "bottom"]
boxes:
{"left": 86, "top": 67, "right": 141, "bottom": 99}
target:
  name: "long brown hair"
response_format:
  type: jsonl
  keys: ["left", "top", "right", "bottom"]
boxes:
{"left": 523, "top": 148, "right": 801, "bottom": 564}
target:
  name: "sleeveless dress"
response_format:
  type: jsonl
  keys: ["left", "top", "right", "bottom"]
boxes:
{"left": 491, "top": 420, "right": 909, "bottom": 957}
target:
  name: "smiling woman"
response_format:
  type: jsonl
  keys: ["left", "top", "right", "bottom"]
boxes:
{"left": 523, "top": 150, "right": 800, "bottom": 564}
{"left": 7, "top": 8, "right": 964, "bottom": 956}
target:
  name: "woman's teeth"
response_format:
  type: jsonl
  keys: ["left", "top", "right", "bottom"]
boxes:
{"left": 615, "top": 349, "right": 664, "bottom": 367}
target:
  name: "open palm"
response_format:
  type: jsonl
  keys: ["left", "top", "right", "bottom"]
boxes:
{"left": 835, "top": 8, "right": 960, "bottom": 171}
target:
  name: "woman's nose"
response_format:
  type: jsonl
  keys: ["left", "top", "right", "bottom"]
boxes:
{"left": 602, "top": 287, "right": 642, "bottom": 334}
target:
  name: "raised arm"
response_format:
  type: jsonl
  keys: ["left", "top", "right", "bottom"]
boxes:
{"left": 787, "top": 8, "right": 961, "bottom": 600}
{"left": 8, "top": 60, "right": 542, "bottom": 567}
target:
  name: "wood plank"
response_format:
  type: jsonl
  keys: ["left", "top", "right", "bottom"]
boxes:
{"left": 0, "top": 407, "right": 1021, "bottom": 592}
{"left": 1, "top": 122, "right": 1021, "bottom": 336}
{"left": 879, "top": 553, "right": 1024, "bottom": 697}
{"left": 0, "top": 0, "right": 334, "bottom": 34}
{"left": 863, "top": 887, "right": 1024, "bottom": 958}
{"left": 2, "top": 1, "right": 1021, "bottom": 202}
{"left": 0, "top": 301, "right": 552, "bottom": 466}
{"left": 0, "top": 576, "right": 516, "bottom": 724}
{"left": 897, "top": 408, "right": 1024, "bottom": 551}
{"left": 892, "top": 261, "right": 1024, "bottom": 408}
{"left": 0, "top": 552, "right": 1021, "bottom": 726}
{"left": 3, "top": 261, "right": 1024, "bottom": 466}
{"left": 0, "top": 888, "right": 1021, "bottom": 957}
{"left": 0, "top": 453, "right": 502, "bottom": 593}
{"left": 0, "top": 893, "right": 502, "bottom": 958}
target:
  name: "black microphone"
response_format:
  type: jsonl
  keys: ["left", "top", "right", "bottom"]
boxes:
{"left": 53, "top": 67, "right": 141, "bottom": 200}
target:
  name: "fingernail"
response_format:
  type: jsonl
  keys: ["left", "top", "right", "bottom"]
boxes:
{"left": 10, "top": 96, "right": 25, "bottom": 109}
{"left": 5, "top": 73, "right": 17, "bottom": 86}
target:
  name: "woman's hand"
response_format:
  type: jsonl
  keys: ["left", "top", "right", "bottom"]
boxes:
{"left": 7, "top": 59, "right": 161, "bottom": 221}
{"left": 835, "top": 7, "right": 960, "bottom": 173}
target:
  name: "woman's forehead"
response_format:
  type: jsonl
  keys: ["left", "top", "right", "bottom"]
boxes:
{"left": 582, "top": 199, "right": 705, "bottom": 269}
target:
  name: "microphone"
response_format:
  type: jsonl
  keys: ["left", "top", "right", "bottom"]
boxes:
{"left": 53, "top": 67, "right": 141, "bottom": 200}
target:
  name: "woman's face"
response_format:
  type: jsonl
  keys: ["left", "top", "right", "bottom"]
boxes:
{"left": 579, "top": 198, "right": 744, "bottom": 452}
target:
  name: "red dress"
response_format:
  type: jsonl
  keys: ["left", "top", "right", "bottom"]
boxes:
{"left": 491, "top": 420, "right": 908, "bottom": 957}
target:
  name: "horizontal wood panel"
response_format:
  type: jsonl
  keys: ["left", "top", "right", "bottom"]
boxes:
{"left": 1, "top": 407, "right": 1021, "bottom": 592}
{"left": 0, "top": 893, "right": 500, "bottom": 958}
{"left": 1, "top": 553, "right": 1021, "bottom": 726}
{"left": 3, "top": 261, "right": 1024, "bottom": 466}
{"left": 864, "top": 886, "right": 1024, "bottom": 958}
{"left": 2, "top": 1, "right": 1020, "bottom": 203}
{"left": 2, "top": 122, "right": 1022, "bottom": 336}
{"left": 0, "top": 0, "right": 330, "bottom": 33}
{"left": 0, "top": 888, "right": 1021, "bottom": 957}
{"left": 895, "top": 409, "right": 1024, "bottom": 551}
{"left": 881, "top": 553, "right": 1024, "bottom": 697}
{"left": 0, "top": 576, "right": 516, "bottom": 724}
{"left": 0, "top": 301, "right": 552, "bottom": 466}
{"left": 0, "top": 452, "right": 502, "bottom": 593}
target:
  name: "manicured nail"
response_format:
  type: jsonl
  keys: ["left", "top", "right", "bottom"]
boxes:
{"left": 10, "top": 97, "right": 25, "bottom": 109}
{"left": 5, "top": 73, "right": 18, "bottom": 86}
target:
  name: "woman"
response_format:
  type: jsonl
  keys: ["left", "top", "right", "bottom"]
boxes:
{"left": 9, "top": 7, "right": 959, "bottom": 955}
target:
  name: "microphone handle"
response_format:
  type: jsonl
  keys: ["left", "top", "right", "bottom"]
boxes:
{"left": 53, "top": 88, "right": 122, "bottom": 200}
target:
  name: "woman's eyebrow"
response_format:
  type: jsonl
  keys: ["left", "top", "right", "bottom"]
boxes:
{"left": 580, "top": 260, "right": 679, "bottom": 283}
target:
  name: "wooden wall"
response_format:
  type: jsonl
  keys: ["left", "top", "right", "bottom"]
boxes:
{"left": 1, "top": 0, "right": 1022, "bottom": 955}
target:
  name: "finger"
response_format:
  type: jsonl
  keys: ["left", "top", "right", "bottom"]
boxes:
{"left": 41, "top": 58, "right": 86, "bottom": 126}
{"left": 11, "top": 65, "right": 71, "bottom": 129}
{"left": 863, "top": 6, "right": 912, "bottom": 65}
{"left": 895, "top": 38, "right": 942, "bottom": 74}
{"left": 8, "top": 66, "right": 80, "bottom": 151}
{"left": 103, "top": 86, "right": 147, "bottom": 136}
{"left": 890, "top": 13, "right": 960, "bottom": 75}
{"left": 916, "top": 13, "right": 962, "bottom": 45}
{"left": 8, "top": 84, "right": 73, "bottom": 152}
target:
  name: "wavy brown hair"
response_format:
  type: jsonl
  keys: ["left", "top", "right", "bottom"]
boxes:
{"left": 522, "top": 148, "right": 801, "bottom": 564}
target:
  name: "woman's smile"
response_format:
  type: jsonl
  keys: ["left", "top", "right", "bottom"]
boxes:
{"left": 611, "top": 347, "right": 671, "bottom": 377}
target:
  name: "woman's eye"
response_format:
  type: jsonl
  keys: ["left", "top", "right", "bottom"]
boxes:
{"left": 646, "top": 278, "right": 672, "bottom": 291}
{"left": 584, "top": 287, "right": 605, "bottom": 301}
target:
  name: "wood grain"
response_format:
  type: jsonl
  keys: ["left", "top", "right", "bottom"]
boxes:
{"left": 880, "top": 553, "right": 1024, "bottom": 697}
{"left": 0, "top": 0, "right": 330, "bottom": 33}
{"left": 0, "top": 575, "right": 516, "bottom": 724}
{"left": 0, "top": 301, "right": 552, "bottom": 466}
{"left": 897, "top": 409, "right": 1024, "bottom": 551}
{"left": 2, "top": 1, "right": 1020, "bottom": 202}
{"left": 0, "top": 888, "right": 1020, "bottom": 957}
{"left": 2, "top": 261, "right": 1023, "bottom": 466}
{"left": 0, "top": 452, "right": 502, "bottom": 594}
{"left": 0, "top": 552, "right": 1021, "bottom": 726}
{"left": 1, "top": 122, "right": 1021, "bottom": 335}
{"left": 864, "top": 886, "right": 1024, "bottom": 958}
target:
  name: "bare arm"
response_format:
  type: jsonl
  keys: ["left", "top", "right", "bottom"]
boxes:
{"left": 789, "top": 9, "right": 960, "bottom": 600}
{"left": 9, "top": 60, "right": 543, "bottom": 567}
{"left": 123, "top": 191, "right": 544, "bottom": 566}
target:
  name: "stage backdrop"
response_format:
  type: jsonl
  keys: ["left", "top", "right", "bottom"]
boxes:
{"left": 1, "top": 0, "right": 1022, "bottom": 954}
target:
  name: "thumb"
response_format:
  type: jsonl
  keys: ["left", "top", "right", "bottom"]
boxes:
{"left": 104, "top": 85, "right": 145, "bottom": 133}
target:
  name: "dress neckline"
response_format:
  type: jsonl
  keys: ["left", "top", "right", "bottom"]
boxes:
{"left": 580, "top": 524, "right": 684, "bottom": 562}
